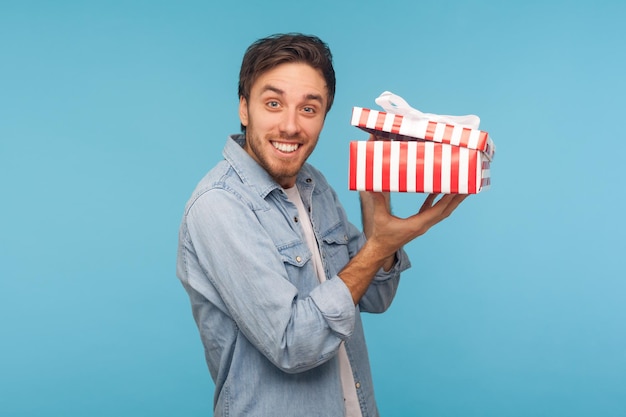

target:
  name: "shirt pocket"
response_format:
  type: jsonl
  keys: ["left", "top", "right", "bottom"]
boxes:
{"left": 320, "top": 223, "right": 351, "bottom": 276}
{"left": 277, "top": 242, "right": 316, "bottom": 295}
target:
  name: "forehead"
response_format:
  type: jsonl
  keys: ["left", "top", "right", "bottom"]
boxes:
{"left": 251, "top": 62, "right": 327, "bottom": 98}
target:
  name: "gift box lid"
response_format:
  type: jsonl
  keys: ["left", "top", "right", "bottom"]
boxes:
{"left": 351, "top": 95, "right": 495, "bottom": 162}
{"left": 351, "top": 107, "right": 495, "bottom": 162}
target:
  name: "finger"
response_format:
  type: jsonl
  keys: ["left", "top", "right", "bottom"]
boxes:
{"left": 381, "top": 191, "right": 391, "bottom": 207}
{"left": 367, "top": 133, "right": 386, "bottom": 141}
{"left": 360, "top": 191, "right": 390, "bottom": 211}
{"left": 443, "top": 194, "right": 468, "bottom": 216}
{"left": 374, "top": 192, "right": 392, "bottom": 211}
{"left": 431, "top": 194, "right": 468, "bottom": 218}
{"left": 415, "top": 194, "right": 467, "bottom": 224}
{"left": 419, "top": 193, "right": 439, "bottom": 213}
{"left": 394, "top": 194, "right": 469, "bottom": 239}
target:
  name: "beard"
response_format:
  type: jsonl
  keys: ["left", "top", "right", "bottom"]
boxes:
{"left": 244, "top": 129, "right": 316, "bottom": 188}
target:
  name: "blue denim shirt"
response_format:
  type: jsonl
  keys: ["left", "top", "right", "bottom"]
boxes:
{"left": 177, "top": 135, "right": 411, "bottom": 417}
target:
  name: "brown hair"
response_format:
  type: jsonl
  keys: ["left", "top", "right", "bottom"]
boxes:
{"left": 238, "top": 33, "right": 336, "bottom": 131}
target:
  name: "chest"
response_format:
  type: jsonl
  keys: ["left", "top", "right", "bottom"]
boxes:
{"left": 253, "top": 188, "right": 351, "bottom": 296}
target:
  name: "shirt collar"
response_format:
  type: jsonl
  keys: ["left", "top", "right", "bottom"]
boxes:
{"left": 223, "top": 134, "right": 285, "bottom": 198}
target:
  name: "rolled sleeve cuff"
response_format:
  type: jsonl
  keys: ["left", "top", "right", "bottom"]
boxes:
{"left": 309, "top": 277, "right": 356, "bottom": 339}
{"left": 373, "top": 247, "right": 411, "bottom": 282}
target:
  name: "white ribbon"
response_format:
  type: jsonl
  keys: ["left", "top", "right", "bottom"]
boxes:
{"left": 374, "top": 91, "right": 480, "bottom": 130}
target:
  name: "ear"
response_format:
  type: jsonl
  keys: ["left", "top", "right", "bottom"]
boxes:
{"left": 239, "top": 96, "right": 249, "bottom": 128}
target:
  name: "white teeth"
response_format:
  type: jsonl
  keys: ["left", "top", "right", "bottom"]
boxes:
{"left": 272, "top": 142, "right": 299, "bottom": 153}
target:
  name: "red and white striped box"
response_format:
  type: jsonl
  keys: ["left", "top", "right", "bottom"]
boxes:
{"left": 349, "top": 107, "right": 495, "bottom": 194}
{"left": 349, "top": 140, "right": 491, "bottom": 194}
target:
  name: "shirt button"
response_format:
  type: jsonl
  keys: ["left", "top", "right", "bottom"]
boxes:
{"left": 294, "top": 216, "right": 299, "bottom": 223}
{"left": 296, "top": 256, "right": 302, "bottom": 263}
{"left": 355, "top": 382, "right": 361, "bottom": 389}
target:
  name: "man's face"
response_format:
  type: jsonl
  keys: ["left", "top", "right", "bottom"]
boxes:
{"left": 239, "top": 62, "right": 327, "bottom": 189}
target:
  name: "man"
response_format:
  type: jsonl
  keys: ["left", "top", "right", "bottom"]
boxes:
{"left": 176, "top": 33, "right": 466, "bottom": 417}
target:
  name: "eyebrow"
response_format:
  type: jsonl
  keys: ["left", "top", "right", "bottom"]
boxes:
{"left": 260, "top": 84, "right": 325, "bottom": 105}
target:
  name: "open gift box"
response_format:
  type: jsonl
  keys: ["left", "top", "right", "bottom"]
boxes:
{"left": 348, "top": 92, "right": 495, "bottom": 194}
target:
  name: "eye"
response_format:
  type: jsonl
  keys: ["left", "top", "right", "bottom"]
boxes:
{"left": 267, "top": 101, "right": 280, "bottom": 109}
{"left": 302, "top": 106, "right": 316, "bottom": 114}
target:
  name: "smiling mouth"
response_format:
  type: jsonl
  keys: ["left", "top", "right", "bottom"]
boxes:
{"left": 271, "top": 141, "right": 300, "bottom": 153}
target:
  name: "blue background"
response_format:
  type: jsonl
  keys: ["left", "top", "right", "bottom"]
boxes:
{"left": 1, "top": 1, "right": 625, "bottom": 416}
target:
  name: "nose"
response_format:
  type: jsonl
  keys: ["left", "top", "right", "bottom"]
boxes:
{"left": 278, "top": 108, "right": 300, "bottom": 137}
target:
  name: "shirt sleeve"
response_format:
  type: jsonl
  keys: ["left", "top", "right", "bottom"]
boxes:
{"left": 179, "top": 188, "right": 355, "bottom": 374}
{"left": 359, "top": 232, "right": 411, "bottom": 313}
{"left": 329, "top": 188, "right": 412, "bottom": 314}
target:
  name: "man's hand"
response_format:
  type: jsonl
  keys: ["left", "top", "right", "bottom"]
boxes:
{"left": 360, "top": 191, "right": 467, "bottom": 264}
{"left": 339, "top": 134, "right": 468, "bottom": 304}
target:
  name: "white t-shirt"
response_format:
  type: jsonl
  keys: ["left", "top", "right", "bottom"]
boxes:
{"left": 284, "top": 186, "right": 363, "bottom": 417}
